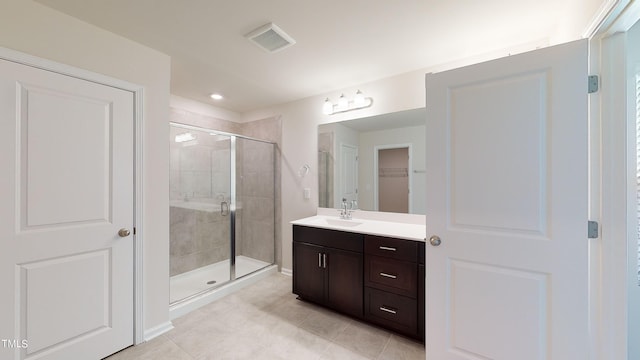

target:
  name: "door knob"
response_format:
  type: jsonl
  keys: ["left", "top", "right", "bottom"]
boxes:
{"left": 118, "top": 228, "right": 131, "bottom": 238}
{"left": 429, "top": 235, "right": 441, "bottom": 246}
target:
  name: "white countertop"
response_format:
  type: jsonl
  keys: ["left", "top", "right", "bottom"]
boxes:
{"left": 291, "top": 212, "right": 426, "bottom": 242}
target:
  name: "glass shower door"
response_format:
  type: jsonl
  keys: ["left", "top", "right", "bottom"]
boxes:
{"left": 234, "top": 137, "right": 275, "bottom": 278}
{"left": 169, "top": 124, "right": 232, "bottom": 303}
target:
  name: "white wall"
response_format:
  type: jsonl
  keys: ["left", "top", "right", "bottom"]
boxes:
{"left": 0, "top": 0, "right": 172, "bottom": 336}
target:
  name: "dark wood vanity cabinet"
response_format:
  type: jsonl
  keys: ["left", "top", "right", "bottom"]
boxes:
{"left": 364, "top": 235, "right": 425, "bottom": 340}
{"left": 292, "top": 225, "right": 364, "bottom": 318}
{"left": 292, "top": 225, "right": 425, "bottom": 341}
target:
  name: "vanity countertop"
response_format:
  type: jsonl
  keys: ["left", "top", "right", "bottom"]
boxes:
{"left": 291, "top": 211, "right": 426, "bottom": 242}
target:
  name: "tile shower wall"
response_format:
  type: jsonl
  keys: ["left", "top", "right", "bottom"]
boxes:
{"left": 169, "top": 125, "right": 232, "bottom": 276}
{"left": 169, "top": 206, "right": 230, "bottom": 276}
{"left": 170, "top": 107, "right": 282, "bottom": 276}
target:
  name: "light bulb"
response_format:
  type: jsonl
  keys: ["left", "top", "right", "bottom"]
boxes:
{"left": 354, "top": 90, "right": 365, "bottom": 107}
{"left": 210, "top": 93, "right": 223, "bottom": 100}
{"left": 322, "top": 98, "right": 333, "bottom": 115}
{"left": 175, "top": 132, "right": 196, "bottom": 143}
{"left": 338, "top": 94, "right": 348, "bottom": 110}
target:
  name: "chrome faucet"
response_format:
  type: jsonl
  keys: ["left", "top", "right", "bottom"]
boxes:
{"left": 339, "top": 198, "right": 353, "bottom": 220}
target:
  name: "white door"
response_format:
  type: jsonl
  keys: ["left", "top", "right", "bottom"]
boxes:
{"left": 340, "top": 143, "right": 358, "bottom": 205}
{"left": 0, "top": 58, "right": 134, "bottom": 359}
{"left": 425, "top": 39, "right": 588, "bottom": 360}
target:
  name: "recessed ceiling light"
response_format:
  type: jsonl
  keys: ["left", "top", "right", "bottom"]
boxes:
{"left": 210, "top": 93, "right": 223, "bottom": 100}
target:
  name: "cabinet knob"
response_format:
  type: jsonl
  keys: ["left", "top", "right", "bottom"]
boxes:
{"left": 429, "top": 235, "right": 441, "bottom": 246}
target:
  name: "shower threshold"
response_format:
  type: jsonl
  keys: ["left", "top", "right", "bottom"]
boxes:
{"left": 170, "top": 255, "right": 271, "bottom": 304}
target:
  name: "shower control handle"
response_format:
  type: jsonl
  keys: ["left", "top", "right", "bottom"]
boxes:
{"left": 221, "top": 201, "right": 229, "bottom": 216}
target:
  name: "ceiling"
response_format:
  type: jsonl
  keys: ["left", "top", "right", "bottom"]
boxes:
{"left": 36, "top": 0, "right": 604, "bottom": 114}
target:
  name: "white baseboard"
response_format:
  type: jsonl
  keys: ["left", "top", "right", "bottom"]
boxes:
{"left": 281, "top": 267, "right": 292, "bottom": 276}
{"left": 143, "top": 321, "right": 174, "bottom": 342}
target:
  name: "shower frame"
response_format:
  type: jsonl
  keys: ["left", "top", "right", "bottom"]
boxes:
{"left": 169, "top": 122, "right": 277, "bottom": 304}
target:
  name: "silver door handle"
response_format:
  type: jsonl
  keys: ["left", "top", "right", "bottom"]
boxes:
{"left": 379, "top": 272, "right": 397, "bottom": 279}
{"left": 429, "top": 235, "right": 441, "bottom": 246}
{"left": 118, "top": 228, "right": 131, "bottom": 237}
{"left": 379, "top": 246, "right": 396, "bottom": 251}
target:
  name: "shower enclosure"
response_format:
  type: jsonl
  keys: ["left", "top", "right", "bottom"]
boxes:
{"left": 169, "top": 123, "right": 276, "bottom": 304}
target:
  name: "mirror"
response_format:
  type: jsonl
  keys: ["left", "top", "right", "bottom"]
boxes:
{"left": 318, "top": 108, "right": 426, "bottom": 215}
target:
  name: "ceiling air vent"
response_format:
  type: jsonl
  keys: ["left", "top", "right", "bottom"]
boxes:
{"left": 245, "top": 23, "right": 296, "bottom": 53}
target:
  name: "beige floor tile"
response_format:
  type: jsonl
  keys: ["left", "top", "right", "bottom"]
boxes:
{"left": 262, "top": 295, "right": 314, "bottom": 326}
{"left": 298, "top": 307, "right": 353, "bottom": 341}
{"left": 319, "top": 342, "right": 374, "bottom": 360}
{"left": 331, "top": 321, "right": 391, "bottom": 359}
{"left": 105, "top": 273, "right": 424, "bottom": 360}
{"left": 378, "top": 335, "right": 425, "bottom": 360}
{"left": 104, "top": 335, "right": 193, "bottom": 360}
{"left": 258, "top": 321, "right": 330, "bottom": 360}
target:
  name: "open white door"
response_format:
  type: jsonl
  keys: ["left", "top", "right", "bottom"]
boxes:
{"left": 0, "top": 57, "right": 135, "bottom": 359}
{"left": 425, "top": 39, "right": 588, "bottom": 359}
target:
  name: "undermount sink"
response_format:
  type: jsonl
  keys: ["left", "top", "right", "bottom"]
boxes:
{"left": 315, "top": 218, "right": 363, "bottom": 227}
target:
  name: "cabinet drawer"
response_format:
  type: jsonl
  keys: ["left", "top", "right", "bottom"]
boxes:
{"left": 294, "top": 225, "right": 363, "bottom": 253}
{"left": 364, "top": 235, "right": 417, "bottom": 262}
{"left": 365, "top": 255, "right": 417, "bottom": 298}
{"left": 364, "top": 287, "right": 417, "bottom": 338}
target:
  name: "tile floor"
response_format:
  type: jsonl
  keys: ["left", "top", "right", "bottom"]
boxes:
{"left": 106, "top": 272, "right": 425, "bottom": 360}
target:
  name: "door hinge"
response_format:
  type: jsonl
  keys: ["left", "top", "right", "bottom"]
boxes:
{"left": 133, "top": 227, "right": 137, "bottom": 235}
{"left": 588, "top": 221, "right": 599, "bottom": 239}
{"left": 588, "top": 75, "right": 599, "bottom": 94}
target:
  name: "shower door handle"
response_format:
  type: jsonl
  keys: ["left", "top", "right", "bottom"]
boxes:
{"left": 221, "top": 201, "right": 229, "bottom": 216}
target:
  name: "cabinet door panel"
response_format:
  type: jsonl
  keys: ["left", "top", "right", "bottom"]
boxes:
{"left": 326, "top": 248, "right": 363, "bottom": 318}
{"left": 293, "top": 242, "right": 325, "bottom": 304}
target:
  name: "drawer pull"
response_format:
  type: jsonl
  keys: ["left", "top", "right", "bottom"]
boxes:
{"left": 379, "top": 272, "right": 397, "bottom": 279}
{"left": 318, "top": 253, "right": 322, "bottom": 268}
{"left": 379, "top": 246, "right": 397, "bottom": 252}
{"left": 379, "top": 306, "right": 397, "bottom": 315}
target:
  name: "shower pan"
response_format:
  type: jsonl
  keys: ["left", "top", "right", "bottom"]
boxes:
{"left": 169, "top": 123, "right": 276, "bottom": 305}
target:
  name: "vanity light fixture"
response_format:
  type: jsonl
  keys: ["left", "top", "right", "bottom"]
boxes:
{"left": 210, "top": 93, "right": 223, "bottom": 100}
{"left": 322, "top": 90, "right": 373, "bottom": 115}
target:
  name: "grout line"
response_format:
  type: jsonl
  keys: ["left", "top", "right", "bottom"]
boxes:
{"left": 375, "top": 334, "right": 393, "bottom": 360}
